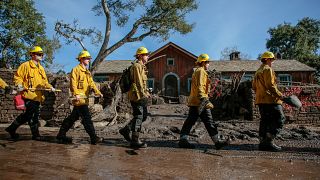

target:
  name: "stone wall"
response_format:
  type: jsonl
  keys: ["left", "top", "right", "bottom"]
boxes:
{"left": 0, "top": 69, "right": 71, "bottom": 126}
{"left": 209, "top": 79, "right": 320, "bottom": 125}
{"left": 176, "top": 79, "right": 320, "bottom": 125}
{"left": 252, "top": 85, "right": 320, "bottom": 124}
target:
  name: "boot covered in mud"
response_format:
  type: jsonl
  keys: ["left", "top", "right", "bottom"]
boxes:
{"left": 178, "top": 135, "right": 195, "bottom": 149}
{"left": 119, "top": 126, "right": 131, "bottom": 142}
{"left": 90, "top": 136, "right": 104, "bottom": 145}
{"left": 5, "top": 122, "right": 20, "bottom": 140}
{"left": 30, "top": 124, "right": 45, "bottom": 141}
{"left": 259, "top": 133, "right": 281, "bottom": 152}
{"left": 211, "top": 133, "right": 229, "bottom": 150}
{"left": 130, "top": 132, "right": 147, "bottom": 148}
{"left": 56, "top": 129, "right": 73, "bottom": 144}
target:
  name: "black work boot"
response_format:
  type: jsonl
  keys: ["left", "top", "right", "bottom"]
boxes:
{"left": 5, "top": 123, "right": 20, "bottom": 140}
{"left": 259, "top": 134, "right": 281, "bottom": 152}
{"left": 56, "top": 129, "right": 73, "bottom": 144}
{"left": 119, "top": 126, "right": 131, "bottom": 142}
{"left": 259, "top": 141, "right": 282, "bottom": 152}
{"left": 130, "top": 132, "right": 147, "bottom": 148}
{"left": 90, "top": 136, "right": 104, "bottom": 145}
{"left": 57, "top": 136, "right": 73, "bottom": 144}
{"left": 211, "top": 134, "right": 230, "bottom": 150}
{"left": 178, "top": 138, "right": 195, "bottom": 149}
{"left": 30, "top": 124, "right": 44, "bottom": 141}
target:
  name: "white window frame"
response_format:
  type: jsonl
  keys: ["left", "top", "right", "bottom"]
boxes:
{"left": 94, "top": 75, "right": 108, "bottom": 82}
{"left": 242, "top": 74, "right": 253, "bottom": 81}
{"left": 221, "top": 75, "right": 231, "bottom": 80}
{"left": 147, "top": 78, "right": 155, "bottom": 90}
{"left": 167, "top": 58, "right": 175, "bottom": 66}
{"left": 278, "top": 74, "right": 292, "bottom": 86}
{"left": 187, "top": 78, "right": 192, "bottom": 93}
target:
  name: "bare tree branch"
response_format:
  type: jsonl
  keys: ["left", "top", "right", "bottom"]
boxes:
{"left": 55, "top": 22, "right": 86, "bottom": 50}
{"left": 94, "top": 0, "right": 111, "bottom": 65}
{"left": 91, "top": 18, "right": 144, "bottom": 72}
{"left": 55, "top": 0, "right": 197, "bottom": 73}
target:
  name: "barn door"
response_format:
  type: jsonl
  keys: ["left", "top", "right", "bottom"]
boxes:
{"left": 164, "top": 75, "right": 178, "bottom": 97}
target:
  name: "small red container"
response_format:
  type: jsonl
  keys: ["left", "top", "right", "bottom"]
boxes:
{"left": 14, "top": 94, "right": 26, "bottom": 110}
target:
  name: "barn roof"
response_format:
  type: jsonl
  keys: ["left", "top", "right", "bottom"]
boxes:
{"left": 208, "top": 59, "right": 316, "bottom": 72}
{"left": 150, "top": 42, "right": 197, "bottom": 60}
{"left": 94, "top": 60, "right": 132, "bottom": 74}
{"left": 95, "top": 59, "right": 316, "bottom": 74}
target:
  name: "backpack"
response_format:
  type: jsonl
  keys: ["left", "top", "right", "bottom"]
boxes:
{"left": 119, "top": 65, "right": 132, "bottom": 93}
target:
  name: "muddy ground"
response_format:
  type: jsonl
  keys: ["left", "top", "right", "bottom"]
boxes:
{"left": 0, "top": 104, "right": 319, "bottom": 179}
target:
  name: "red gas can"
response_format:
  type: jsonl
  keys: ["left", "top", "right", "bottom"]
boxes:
{"left": 14, "top": 94, "right": 26, "bottom": 110}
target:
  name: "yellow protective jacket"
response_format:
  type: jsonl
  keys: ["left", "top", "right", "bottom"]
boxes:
{"left": 252, "top": 64, "right": 283, "bottom": 105}
{"left": 188, "top": 67, "right": 210, "bottom": 106}
{"left": 14, "top": 60, "right": 52, "bottom": 102}
{"left": 70, "top": 64, "right": 102, "bottom": 106}
{"left": 0, "top": 77, "right": 8, "bottom": 89}
{"left": 128, "top": 60, "right": 149, "bottom": 102}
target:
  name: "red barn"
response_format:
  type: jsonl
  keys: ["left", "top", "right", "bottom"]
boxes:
{"left": 94, "top": 42, "right": 317, "bottom": 97}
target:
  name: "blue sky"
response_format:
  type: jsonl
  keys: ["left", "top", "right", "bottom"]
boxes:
{"left": 34, "top": 0, "right": 320, "bottom": 72}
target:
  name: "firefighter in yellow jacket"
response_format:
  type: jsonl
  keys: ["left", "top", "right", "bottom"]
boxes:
{"left": 56, "top": 50, "right": 103, "bottom": 145}
{"left": 252, "top": 51, "right": 285, "bottom": 151}
{"left": 5, "top": 46, "right": 55, "bottom": 140}
{"left": 119, "top": 47, "right": 150, "bottom": 148}
{"left": 178, "top": 54, "right": 229, "bottom": 150}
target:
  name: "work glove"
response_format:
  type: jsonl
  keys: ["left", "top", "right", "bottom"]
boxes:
{"left": 205, "top": 101, "right": 214, "bottom": 109}
{"left": 199, "top": 97, "right": 214, "bottom": 115}
{"left": 51, "top": 87, "right": 56, "bottom": 92}
{"left": 17, "top": 84, "right": 24, "bottom": 92}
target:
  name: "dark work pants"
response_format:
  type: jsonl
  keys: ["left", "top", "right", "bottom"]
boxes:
{"left": 12, "top": 99, "right": 41, "bottom": 132}
{"left": 59, "top": 105, "right": 97, "bottom": 139}
{"left": 180, "top": 106, "right": 218, "bottom": 137}
{"left": 126, "top": 101, "right": 148, "bottom": 132}
{"left": 258, "top": 104, "right": 286, "bottom": 138}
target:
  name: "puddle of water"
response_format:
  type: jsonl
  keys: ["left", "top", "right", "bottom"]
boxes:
{"left": 0, "top": 139, "right": 319, "bottom": 179}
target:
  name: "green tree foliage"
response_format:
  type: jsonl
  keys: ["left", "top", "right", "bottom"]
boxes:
{"left": 266, "top": 17, "right": 320, "bottom": 81}
{"left": 0, "top": 0, "right": 60, "bottom": 68}
{"left": 55, "top": 0, "right": 198, "bottom": 72}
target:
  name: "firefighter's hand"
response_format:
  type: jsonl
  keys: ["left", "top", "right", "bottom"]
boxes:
{"left": 75, "top": 95, "right": 81, "bottom": 101}
{"left": 17, "top": 84, "right": 24, "bottom": 92}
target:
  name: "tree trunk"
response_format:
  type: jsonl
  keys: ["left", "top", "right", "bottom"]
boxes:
{"left": 92, "top": 83, "right": 122, "bottom": 125}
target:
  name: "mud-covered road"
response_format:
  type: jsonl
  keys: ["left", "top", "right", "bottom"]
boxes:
{"left": 1, "top": 104, "right": 319, "bottom": 179}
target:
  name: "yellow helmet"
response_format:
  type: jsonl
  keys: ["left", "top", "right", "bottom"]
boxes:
{"left": 77, "top": 50, "right": 91, "bottom": 60}
{"left": 197, "top": 53, "right": 210, "bottom": 63}
{"left": 29, "top": 46, "right": 43, "bottom": 54}
{"left": 261, "top": 51, "right": 275, "bottom": 61}
{"left": 136, "top": 46, "right": 149, "bottom": 55}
